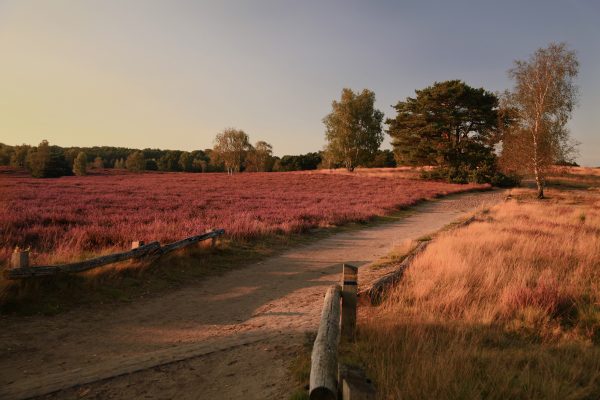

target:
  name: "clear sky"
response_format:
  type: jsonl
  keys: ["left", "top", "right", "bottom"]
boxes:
{"left": 0, "top": 1, "right": 598, "bottom": 165}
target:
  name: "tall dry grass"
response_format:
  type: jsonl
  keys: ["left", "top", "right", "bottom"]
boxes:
{"left": 355, "top": 188, "right": 600, "bottom": 399}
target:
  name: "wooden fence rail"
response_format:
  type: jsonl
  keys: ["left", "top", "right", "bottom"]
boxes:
{"left": 310, "top": 284, "right": 342, "bottom": 400}
{"left": 4, "top": 229, "right": 225, "bottom": 280}
{"left": 309, "top": 264, "right": 375, "bottom": 400}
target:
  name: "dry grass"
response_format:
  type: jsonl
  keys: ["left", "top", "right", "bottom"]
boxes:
{"left": 310, "top": 166, "right": 432, "bottom": 179}
{"left": 353, "top": 186, "right": 600, "bottom": 399}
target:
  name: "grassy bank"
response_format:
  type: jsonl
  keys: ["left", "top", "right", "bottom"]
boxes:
{"left": 351, "top": 186, "right": 600, "bottom": 399}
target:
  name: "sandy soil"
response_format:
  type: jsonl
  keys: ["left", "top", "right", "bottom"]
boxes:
{"left": 0, "top": 190, "right": 503, "bottom": 400}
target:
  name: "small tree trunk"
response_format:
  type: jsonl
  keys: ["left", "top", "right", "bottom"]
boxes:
{"left": 345, "top": 158, "right": 354, "bottom": 172}
{"left": 532, "top": 128, "right": 544, "bottom": 199}
{"left": 534, "top": 165, "right": 544, "bottom": 199}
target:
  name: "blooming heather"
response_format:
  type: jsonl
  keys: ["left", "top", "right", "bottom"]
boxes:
{"left": 0, "top": 169, "right": 485, "bottom": 264}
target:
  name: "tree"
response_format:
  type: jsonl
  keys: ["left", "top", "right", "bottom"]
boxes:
{"left": 157, "top": 150, "right": 182, "bottom": 172}
{"left": 387, "top": 80, "right": 500, "bottom": 183}
{"left": 114, "top": 158, "right": 125, "bottom": 169}
{"left": 10, "top": 144, "right": 31, "bottom": 167}
{"left": 323, "top": 88, "right": 384, "bottom": 171}
{"left": 145, "top": 159, "right": 158, "bottom": 170}
{"left": 213, "top": 128, "right": 251, "bottom": 174}
{"left": 0, "top": 143, "right": 12, "bottom": 165}
{"left": 93, "top": 156, "right": 104, "bottom": 169}
{"left": 126, "top": 151, "right": 146, "bottom": 172}
{"left": 25, "top": 140, "right": 71, "bottom": 178}
{"left": 73, "top": 152, "right": 88, "bottom": 176}
{"left": 245, "top": 141, "right": 273, "bottom": 172}
{"left": 500, "top": 43, "right": 579, "bottom": 198}
{"left": 178, "top": 152, "right": 194, "bottom": 172}
{"left": 368, "top": 149, "right": 397, "bottom": 168}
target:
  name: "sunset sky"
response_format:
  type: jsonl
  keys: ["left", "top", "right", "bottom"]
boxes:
{"left": 0, "top": 1, "right": 598, "bottom": 165}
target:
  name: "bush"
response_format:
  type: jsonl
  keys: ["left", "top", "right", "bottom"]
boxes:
{"left": 145, "top": 159, "right": 158, "bottom": 171}
{"left": 491, "top": 172, "right": 521, "bottom": 188}
{"left": 422, "top": 165, "right": 520, "bottom": 187}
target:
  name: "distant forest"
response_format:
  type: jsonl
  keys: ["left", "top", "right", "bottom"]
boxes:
{"left": 0, "top": 141, "right": 396, "bottom": 177}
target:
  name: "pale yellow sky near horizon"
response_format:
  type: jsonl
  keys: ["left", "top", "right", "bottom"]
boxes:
{"left": 0, "top": 2, "right": 220, "bottom": 152}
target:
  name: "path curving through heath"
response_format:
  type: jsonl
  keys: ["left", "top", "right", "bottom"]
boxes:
{"left": 0, "top": 190, "right": 503, "bottom": 400}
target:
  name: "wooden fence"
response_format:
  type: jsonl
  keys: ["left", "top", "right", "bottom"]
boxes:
{"left": 309, "top": 264, "right": 376, "bottom": 400}
{"left": 4, "top": 229, "right": 225, "bottom": 280}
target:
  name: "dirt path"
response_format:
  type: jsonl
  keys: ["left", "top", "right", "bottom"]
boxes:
{"left": 0, "top": 190, "right": 503, "bottom": 400}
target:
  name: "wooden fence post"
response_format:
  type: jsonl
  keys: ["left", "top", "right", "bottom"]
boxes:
{"left": 131, "top": 241, "right": 145, "bottom": 250}
{"left": 340, "top": 365, "right": 376, "bottom": 400}
{"left": 10, "top": 248, "right": 29, "bottom": 269}
{"left": 341, "top": 264, "right": 358, "bottom": 341}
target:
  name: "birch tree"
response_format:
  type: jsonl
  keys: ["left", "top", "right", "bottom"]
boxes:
{"left": 500, "top": 43, "right": 579, "bottom": 198}
{"left": 73, "top": 152, "right": 88, "bottom": 176}
{"left": 323, "top": 88, "right": 384, "bottom": 171}
{"left": 213, "top": 128, "right": 251, "bottom": 174}
{"left": 245, "top": 141, "right": 273, "bottom": 172}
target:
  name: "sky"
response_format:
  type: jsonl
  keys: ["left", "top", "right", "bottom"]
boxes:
{"left": 0, "top": 1, "right": 598, "bottom": 165}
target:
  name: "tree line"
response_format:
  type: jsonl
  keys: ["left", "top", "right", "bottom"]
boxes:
{"left": 0, "top": 138, "right": 396, "bottom": 178}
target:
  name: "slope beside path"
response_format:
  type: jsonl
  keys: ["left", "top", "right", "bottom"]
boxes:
{"left": 0, "top": 190, "right": 503, "bottom": 400}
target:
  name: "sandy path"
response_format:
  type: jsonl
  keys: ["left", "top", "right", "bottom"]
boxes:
{"left": 0, "top": 190, "right": 503, "bottom": 400}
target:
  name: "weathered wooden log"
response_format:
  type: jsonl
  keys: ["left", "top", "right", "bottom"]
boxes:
{"left": 310, "top": 284, "right": 342, "bottom": 400}
{"left": 4, "top": 241, "right": 161, "bottom": 279}
{"left": 362, "top": 240, "right": 430, "bottom": 304}
{"left": 4, "top": 229, "right": 226, "bottom": 280}
{"left": 341, "top": 264, "right": 358, "bottom": 341}
{"left": 159, "top": 229, "right": 225, "bottom": 254}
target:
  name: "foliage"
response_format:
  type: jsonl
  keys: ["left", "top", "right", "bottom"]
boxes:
{"left": 0, "top": 142, "right": 376, "bottom": 174}
{"left": 92, "top": 156, "right": 104, "bottom": 169}
{"left": 273, "top": 152, "right": 322, "bottom": 172}
{"left": 0, "top": 143, "right": 12, "bottom": 165}
{"left": 126, "top": 151, "right": 146, "bottom": 172}
{"left": 500, "top": 43, "right": 579, "bottom": 198}
{"left": 156, "top": 150, "right": 182, "bottom": 172}
{"left": 323, "top": 88, "right": 384, "bottom": 171}
{"left": 25, "top": 140, "right": 71, "bottom": 178}
{"left": 9, "top": 144, "right": 31, "bottom": 168}
{"left": 387, "top": 80, "right": 500, "bottom": 183}
{"left": 178, "top": 151, "right": 194, "bottom": 172}
{"left": 245, "top": 141, "right": 274, "bottom": 172}
{"left": 113, "top": 158, "right": 126, "bottom": 169}
{"left": 213, "top": 128, "right": 251, "bottom": 174}
{"left": 367, "top": 149, "right": 397, "bottom": 168}
{"left": 72, "top": 152, "right": 88, "bottom": 176}
{"left": 145, "top": 159, "right": 158, "bottom": 171}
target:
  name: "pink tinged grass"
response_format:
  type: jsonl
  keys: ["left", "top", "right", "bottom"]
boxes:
{"left": 0, "top": 169, "right": 485, "bottom": 265}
